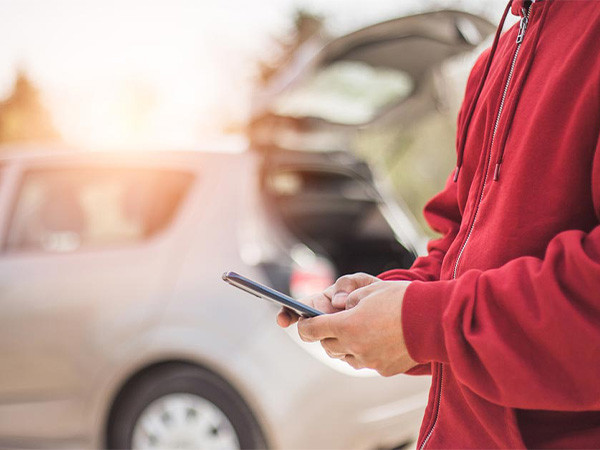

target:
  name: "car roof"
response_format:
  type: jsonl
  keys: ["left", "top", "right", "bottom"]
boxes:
{"left": 0, "top": 143, "right": 248, "bottom": 168}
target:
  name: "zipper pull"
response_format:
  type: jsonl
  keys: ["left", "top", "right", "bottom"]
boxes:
{"left": 516, "top": 7, "right": 529, "bottom": 44}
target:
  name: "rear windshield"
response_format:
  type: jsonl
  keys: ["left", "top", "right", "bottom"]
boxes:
{"left": 271, "top": 61, "right": 414, "bottom": 125}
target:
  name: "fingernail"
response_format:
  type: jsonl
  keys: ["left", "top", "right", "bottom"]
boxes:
{"left": 333, "top": 292, "right": 348, "bottom": 304}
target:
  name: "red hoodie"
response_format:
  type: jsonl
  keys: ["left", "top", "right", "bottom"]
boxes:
{"left": 379, "top": 0, "right": 600, "bottom": 448}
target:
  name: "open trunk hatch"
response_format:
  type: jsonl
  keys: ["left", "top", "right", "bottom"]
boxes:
{"left": 261, "top": 150, "right": 417, "bottom": 276}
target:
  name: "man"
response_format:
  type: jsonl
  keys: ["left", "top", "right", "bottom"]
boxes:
{"left": 277, "top": 0, "right": 600, "bottom": 448}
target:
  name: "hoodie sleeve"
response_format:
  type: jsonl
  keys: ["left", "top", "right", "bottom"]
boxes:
{"left": 401, "top": 140, "right": 600, "bottom": 409}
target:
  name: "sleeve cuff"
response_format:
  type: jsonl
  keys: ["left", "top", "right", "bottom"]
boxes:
{"left": 402, "top": 280, "right": 455, "bottom": 364}
{"left": 378, "top": 268, "right": 414, "bottom": 281}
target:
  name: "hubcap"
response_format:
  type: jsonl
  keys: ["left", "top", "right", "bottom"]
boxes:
{"left": 131, "top": 393, "right": 241, "bottom": 449}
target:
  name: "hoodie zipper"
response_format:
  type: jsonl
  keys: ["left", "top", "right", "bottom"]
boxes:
{"left": 418, "top": 5, "right": 534, "bottom": 450}
{"left": 452, "top": 3, "right": 533, "bottom": 281}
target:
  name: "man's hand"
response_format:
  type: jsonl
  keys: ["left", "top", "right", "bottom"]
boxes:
{"left": 297, "top": 280, "right": 418, "bottom": 377}
{"left": 276, "top": 291, "right": 343, "bottom": 328}
{"left": 329, "top": 272, "right": 380, "bottom": 310}
{"left": 276, "top": 272, "right": 380, "bottom": 328}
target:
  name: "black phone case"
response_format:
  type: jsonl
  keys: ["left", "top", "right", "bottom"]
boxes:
{"left": 222, "top": 271, "right": 323, "bottom": 318}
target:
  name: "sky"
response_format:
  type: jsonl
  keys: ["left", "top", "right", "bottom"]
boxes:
{"left": 0, "top": 0, "right": 511, "bottom": 150}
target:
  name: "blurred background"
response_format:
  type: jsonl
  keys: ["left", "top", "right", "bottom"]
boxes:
{"left": 0, "top": 1, "right": 513, "bottom": 449}
{"left": 0, "top": 0, "right": 515, "bottom": 229}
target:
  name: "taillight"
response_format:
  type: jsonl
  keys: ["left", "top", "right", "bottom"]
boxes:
{"left": 289, "top": 245, "right": 335, "bottom": 298}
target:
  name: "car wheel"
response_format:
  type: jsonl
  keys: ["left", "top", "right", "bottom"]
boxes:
{"left": 107, "top": 363, "right": 267, "bottom": 449}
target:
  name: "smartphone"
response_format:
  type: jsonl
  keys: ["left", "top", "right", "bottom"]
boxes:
{"left": 222, "top": 271, "right": 323, "bottom": 318}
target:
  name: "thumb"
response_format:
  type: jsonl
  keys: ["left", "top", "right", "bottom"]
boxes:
{"left": 327, "top": 273, "right": 378, "bottom": 309}
{"left": 297, "top": 310, "right": 348, "bottom": 342}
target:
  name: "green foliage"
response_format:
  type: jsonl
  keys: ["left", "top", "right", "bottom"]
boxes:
{"left": 355, "top": 111, "right": 457, "bottom": 237}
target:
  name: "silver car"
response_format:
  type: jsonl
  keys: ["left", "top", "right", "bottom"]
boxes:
{"left": 0, "top": 149, "right": 430, "bottom": 449}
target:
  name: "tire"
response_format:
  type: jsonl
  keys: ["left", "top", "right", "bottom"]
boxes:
{"left": 106, "top": 363, "right": 267, "bottom": 449}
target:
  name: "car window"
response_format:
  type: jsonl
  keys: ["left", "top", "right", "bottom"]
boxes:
{"left": 5, "top": 167, "right": 194, "bottom": 253}
{"left": 271, "top": 61, "right": 414, "bottom": 125}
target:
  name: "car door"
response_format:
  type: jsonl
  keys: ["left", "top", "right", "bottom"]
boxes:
{"left": 0, "top": 157, "right": 194, "bottom": 443}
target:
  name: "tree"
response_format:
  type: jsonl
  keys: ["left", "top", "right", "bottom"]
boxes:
{"left": 256, "top": 10, "right": 326, "bottom": 85}
{"left": 0, "top": 71, "right": 60, "bottom": 144}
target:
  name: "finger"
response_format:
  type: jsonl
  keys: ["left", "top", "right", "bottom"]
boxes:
{"left": 324, "top": 274, "right": 359, "bottom": 304}
{"left": 342, "top": 354, "right": 365, "bottom": 370}
{"left": 345, "top": 282, "right": 384, "bottom": 309}
{"left": 321, "top": 338, "right": 348, "bottom": 359}
{"left": 346, "top": 293, "right": 361, "bottom": 309}
{"left": 312, "top": 293, "right": 341, "bottom": 314}
{"left": 276, "top": 308, "right": 299, "bottom": 328}
{"left": 297, "top": 314, "right": 341, "bottom": 342}
{"left": 326, "top": 273, "right": 378, "bottom": 308}
{"left": 331, "top": 292, "right": 349, "bottom": 309}
{"left": 299, "top": 292, "right": 340, "bottom": 315}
